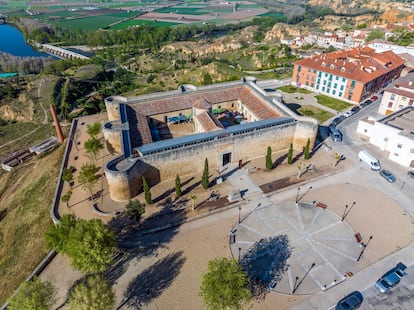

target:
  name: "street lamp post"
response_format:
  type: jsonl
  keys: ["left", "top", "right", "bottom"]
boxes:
{"left": 297, "top": 186, "right": 313, "bottom": 204}
{"left": 238, "top": 247, "right": 241, "bottom": 262}
{"left": 238, "top": 206, "right": 241, "bottom": 224}
{"left": 341, "top": 201, "right": 356, "bottom": 221}
{"left": 357, "top": 236, "right": 373, "bottom": 262}
{"left": 296, "top": 187, "right": 301, "bottom": 203}
{"left": 292, "top": 263, "right": 316, "bottom": 294}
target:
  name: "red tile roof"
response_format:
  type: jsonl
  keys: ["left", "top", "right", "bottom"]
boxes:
{"left": 294, "top": 47, "right": 405, "bottom": 83}
{"left": 130, "top": 85, "right": 281, "bottom": 119}
{"left": 195, "top": 111, "right": 224, "bottom": 132}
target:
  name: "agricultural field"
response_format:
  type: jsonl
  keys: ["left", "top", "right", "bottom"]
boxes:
{"left": 110, "top": 19, "right": 180, "bottom": 30}
{"left": 2, "top": 0, "right": 279, "bottom": 30}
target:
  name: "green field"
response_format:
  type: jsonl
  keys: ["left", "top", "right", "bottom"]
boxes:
{"left": 110, "top": 19, "right": 180, "bottom": 30}
{"left": 49, "top": 12, "right": 138, "bottom": 30}
{"left": 315, "top": 95, "right": 351, "bottom": 111}
{"left": 0, "top": 0, "right": 27, "bottom": 10}
{"left": 260, "top": 11, "right": 285, "bottom": 19}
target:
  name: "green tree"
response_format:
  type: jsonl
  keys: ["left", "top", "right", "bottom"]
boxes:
{"left": 86, "top": 122, "right": 102, "bottom": 138}
{"left": 125, "top": 199, "right": 145, "bottom": 221}
{"left": 201, "top": 158, "right": 209, "bottom": 189}
{"left": 142, "top": 176, "right": 152, "bottom": 204}
{"left": 78, "top": 163, "right": 100, "bottom": 198}
{"left": 7, "top": 277, "right": 56, "bottom": 310}
{"left": 366, "top": 29, "right": 385, "bottom": 42}
{"left": 175, "top": 174, "right": 182, "bottom": 198}
{"left": 200, "top": 257, "right": 252, "bottom": 310}
{"left": 45, "top": 214, "right": 77, "bottom": 252}
{"left": 202, "top": 72, "right": 213, "bottom": 85}
{"left": 288, "top": 143, "right": 294, "bottom": 165}
{"left": 69, "top": 274, "right": 115, "bottom": 310}
{"left": 265, "top": 146, "right": 272, "bottom": 170}
{"left": 303, "top": 138, "right": 311, "bottom": 160}
{"left": 62, "top": 168, "right": 74, "bottom": 185}
{"left": 190, "top": 194, "right": 197, "bottom": 210}
{"left": 45, "top": 215, "right": 116, "bottom": 273}
{"left": 61, "top": 190, "right": 72, "bottom": 207}
{"left": 84, "top": 137, "right": 104, "bottom": 162}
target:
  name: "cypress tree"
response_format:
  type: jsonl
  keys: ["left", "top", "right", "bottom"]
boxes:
{"left": 304, "top": 138, "right": 311, "bottom": 160}
{"left": 287, "top": 143, "right": 293, "bottom": 165}
{"left": 142, "top": 176, "right": 152, "bottom": 204}
{"left": 175, "top": 174, "right": 182, "bottom": 198}
{"left": 265, "top": 146, "right": 272, "bottom": 170}
{"left": 201, "top": 158, "right": 209, "bottom": 189}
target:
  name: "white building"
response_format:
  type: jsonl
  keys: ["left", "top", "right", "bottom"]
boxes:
{"left": 368, "top": 40, "right": 414, "bottom": 58}
{"left": 356, "top": 106, "right": 414, "bottom": 168}
{"left": 378, "top": 79, "right": 414, "bottom": 115}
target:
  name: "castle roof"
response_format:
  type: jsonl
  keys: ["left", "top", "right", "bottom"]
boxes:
{"left": 192, "top": 98, "right": 211, "bottom": 109}
{"left": 195, "top": 111, "right": 224, "bottom": 132}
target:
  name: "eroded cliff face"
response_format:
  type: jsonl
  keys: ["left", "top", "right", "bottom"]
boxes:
{"left": 264, "top": 23, "right": 309, "bottom": 42}
{"left": 162, "top": 38, "right": 243, "bottom": 57}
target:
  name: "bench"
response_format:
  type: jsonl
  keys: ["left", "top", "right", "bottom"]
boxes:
{"left": 316, "top": 202, "right": 327, "bottom": 209}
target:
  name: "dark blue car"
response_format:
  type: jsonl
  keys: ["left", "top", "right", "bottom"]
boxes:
{"left": 336, "top": 291, "right": 363, "bottom": 310}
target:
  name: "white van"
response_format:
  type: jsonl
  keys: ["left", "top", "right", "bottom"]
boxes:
{"left": 358, "top": 151, "right": 380, "bottom": 170}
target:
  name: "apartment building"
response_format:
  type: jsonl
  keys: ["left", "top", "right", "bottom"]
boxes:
{"left": 292, "top": 47, "right": 405, "bottom": 104}
{"left": 378, "top": 79, "right": 414, "bottom": 115}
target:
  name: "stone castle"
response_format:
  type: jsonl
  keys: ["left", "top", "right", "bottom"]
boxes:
{"left": 103, "top": 80, "right": 318, "bottom": 201}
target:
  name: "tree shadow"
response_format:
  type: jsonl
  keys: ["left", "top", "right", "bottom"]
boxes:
{"left": 285, "top": 103, "right": 301, "bottom": 115}
{"left": 107, "top": 202, "right": 188, "bottom": 286}
{"left": 116, "top": 251, "right": 186, "bottom": 309}
{"left": 273, "top": 154, "right": 287, "bottom": 169}
{"left": 240, "top": 235, "right": 292, "bottom": 300}
{"left": 152, "top": 177, "right": 196, "bottom": 204}
{"left": 293, "top": 150, "right": 304, "bottom": 163}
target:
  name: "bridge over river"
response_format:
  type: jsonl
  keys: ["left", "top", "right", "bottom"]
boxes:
{"left": 42, "top": 44, "right": 90, "bottom": 60}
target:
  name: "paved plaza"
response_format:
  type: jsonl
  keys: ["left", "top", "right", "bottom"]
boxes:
{"left": 231, "top": 200, "right": 361, "bottom": 295}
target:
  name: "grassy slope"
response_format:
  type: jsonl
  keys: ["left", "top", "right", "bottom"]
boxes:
{"left": 0, "top": 144, "right": 64, "bottom": 304}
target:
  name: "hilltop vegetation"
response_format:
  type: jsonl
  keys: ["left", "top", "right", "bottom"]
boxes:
{"left": 0, "top": 144, "right": 64, "bottom": 304}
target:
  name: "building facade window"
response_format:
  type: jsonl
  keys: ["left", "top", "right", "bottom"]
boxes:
{"left": 391, "top": 94, "right": 395, "bottom": 100}
{"left": 339, "top": 92, "right": 343, "bottom": 97}
{"left": 333, "top": 90, "right": 336, "bottom": 95}
{"left": 388, "top": 102, "right": 393, "bottom": 108}
{"left": 298, "top": 66, "right": 301, "bottom": 72}
{"left": 397, "top": 144, "right": 403, "bottom": 148}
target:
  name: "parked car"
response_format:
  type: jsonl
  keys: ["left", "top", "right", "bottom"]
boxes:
{"left": 375, "top": 263, "right": 407, "bottom": 293}
{"left": 360, "top": 101, "right": 369, "bottom": 108}
{"left": 371, "top": 96, "right": 378, "bottom": 101}
{"left": 364, "top": 99, "right": 373, "bottom": 106}
{"left": 330, "top": 115, "right": 346, "bottom": 127}
{"left": 344, "top": 110, "right": 353, "bottom": 117}
{"left": 329, "top": 127, "right": 342, "bottom": 142}
{"left": 408, "top": 171, "right": 414, "bottom": 179}
{"left": 350, "top": 106, "right": 361, "bottom": 113}
{"left": 379, "top": 169, "right": 396, "bottom": 183}
{"left": 336, "top": 291, "right": 364, "bottom": 310}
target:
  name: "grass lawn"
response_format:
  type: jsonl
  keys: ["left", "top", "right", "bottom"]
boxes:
{"left": 297, "top": 105, "right": 334, "bottom": 123}
{"left": 315, "top": 95, "right": 352, "bottom": 111}
{"left": 277, "top": 85, "right": 312, "bottom": 94}
{"left": 0, "top": 146, "right": 64, "bottom": 305}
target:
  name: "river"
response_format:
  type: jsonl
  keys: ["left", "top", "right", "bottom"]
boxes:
{"left": 0, "top": 24, "right": 49, "bottom": 57}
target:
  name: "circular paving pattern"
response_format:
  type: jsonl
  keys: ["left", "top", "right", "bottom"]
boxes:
{"left": 230, "top": 201, "right": 361, "bottom": 295}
